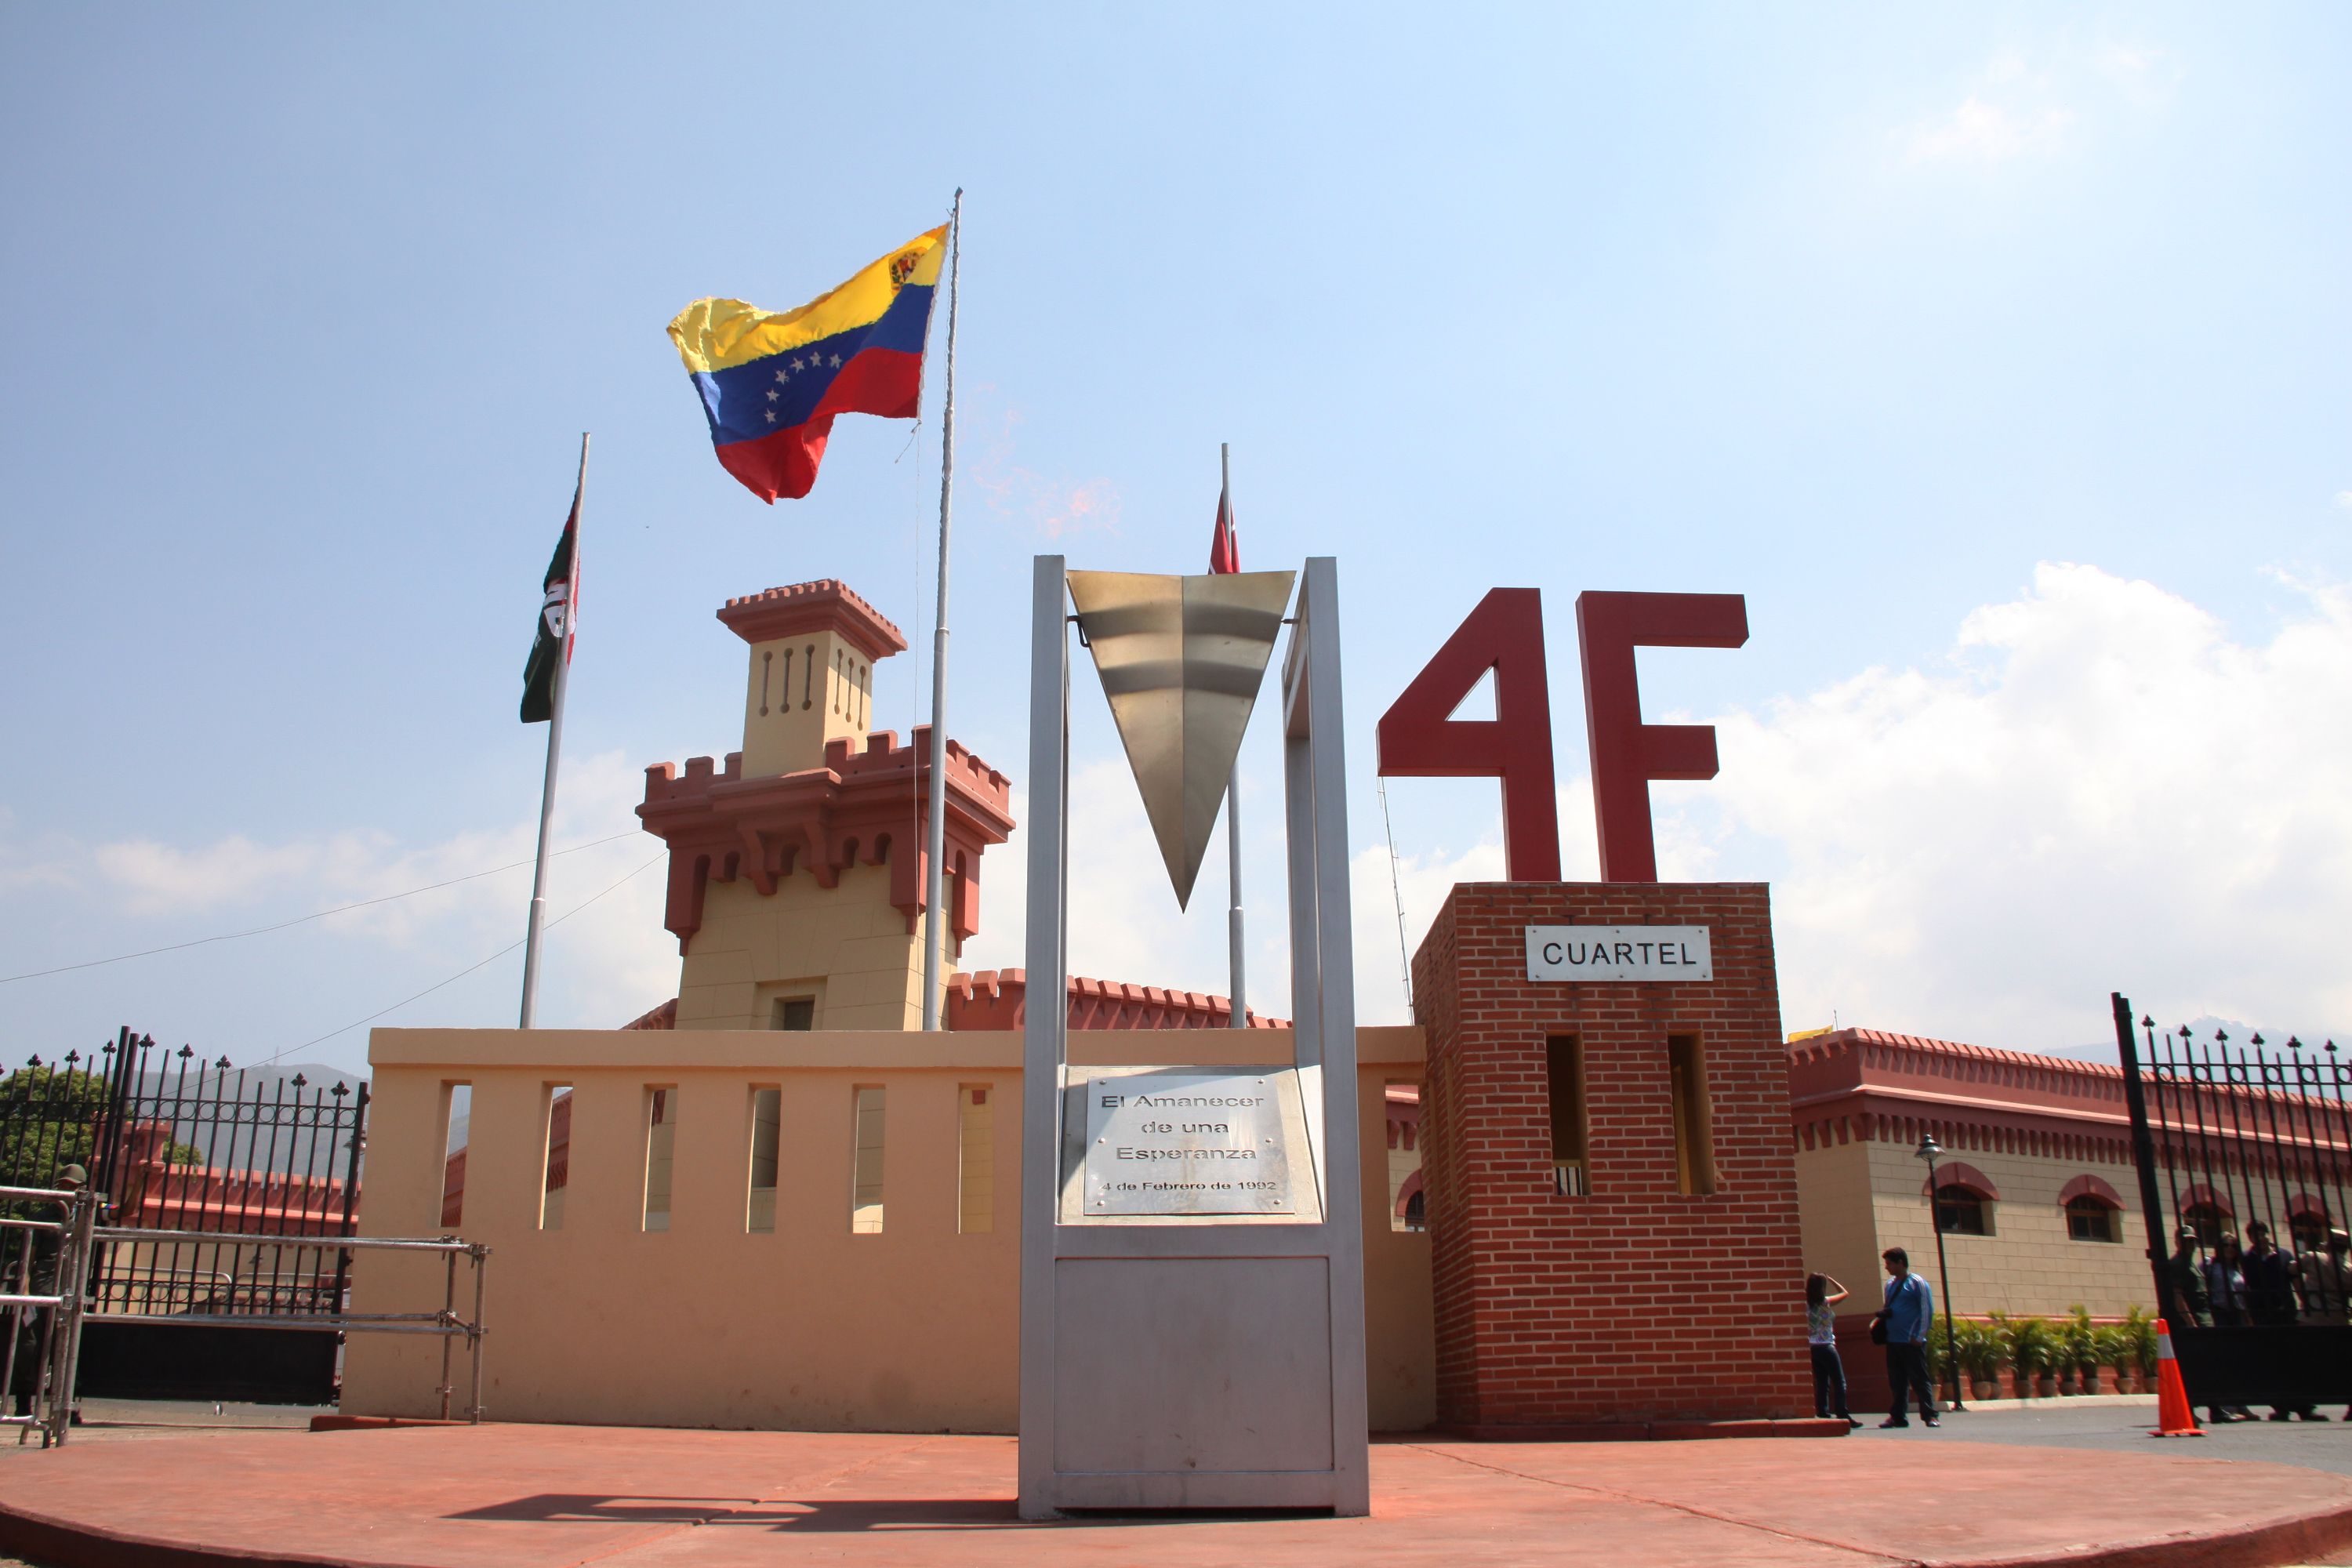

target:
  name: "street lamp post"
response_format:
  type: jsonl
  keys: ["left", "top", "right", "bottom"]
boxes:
{"left": 1916, "top": 1131, "right": 1966, "bottom": 1413}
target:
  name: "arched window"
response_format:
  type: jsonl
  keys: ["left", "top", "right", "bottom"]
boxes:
{"left": 2060, "top": 1174, "right": 2124, "bottom": 1243}
{"left": 1403, "top": 1189, "right": 1426, "bottom": 1232}
{"left": 2066, "top": 1194, "right": 2120, "bottom": 1243}
{"left": 2290, "top": 1209, "right": 2331, "bottom": 1253}
{"left": 2181, "top": 1202, "right": 2228, "bottom": 1248}
{"left": 1935, "top": 1184, "right": 1991, "bottom": 1236}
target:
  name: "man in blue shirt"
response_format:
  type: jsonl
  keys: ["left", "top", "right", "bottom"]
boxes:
{"left": 1878, "top": 1247, "right": 1939, "bottom": 1428}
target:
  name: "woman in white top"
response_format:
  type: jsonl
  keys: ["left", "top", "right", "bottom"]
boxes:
{"left": 1806, "top": 1273, "right": 1861, "bottom": 1427}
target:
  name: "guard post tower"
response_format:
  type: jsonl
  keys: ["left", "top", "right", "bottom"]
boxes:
{"left": 637, "top": 579, "right": 1016, "bottom": 1031}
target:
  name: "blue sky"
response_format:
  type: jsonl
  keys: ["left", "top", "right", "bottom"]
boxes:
{"left": 2, "top": 5, "right": 2347, "bottom": 1075}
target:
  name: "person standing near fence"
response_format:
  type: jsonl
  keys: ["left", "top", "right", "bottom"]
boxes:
{"left": 1875, "top": 1248, "right": 1938, "bottom": 1429}
{"left": 2308, "top": 1230, "right": 2352, "bottom": 1422}
{"left": 1806, "top": 1273, "right": 1862, "bottom": 1428}
{"left": 2297, "top": 1230, "right": 2352, "bottom": 1327}
{"left": 2200, "top": 1233, "right": 2256, "bottom": 1424}
{"left": 2243, "top": 1221, "right": 2315, "bottom": 1421}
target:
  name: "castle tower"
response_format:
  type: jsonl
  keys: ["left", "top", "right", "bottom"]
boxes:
{"left": 637, "top": 581, "right": 1017, "bottom": 1031}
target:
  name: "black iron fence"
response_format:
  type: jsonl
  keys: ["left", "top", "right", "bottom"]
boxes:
{"left": 0, "top": 1028, "right": 372, "bottom": 1403}
{"left": 2112, "top": 993, "right": 2352, "bottom": 1410}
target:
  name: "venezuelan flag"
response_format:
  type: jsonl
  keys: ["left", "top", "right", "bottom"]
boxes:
{"left": 668, "top": 225, "right": 947, "bottom": 502}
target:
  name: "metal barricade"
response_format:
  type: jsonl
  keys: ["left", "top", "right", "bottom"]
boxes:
{"left": 0, "top": 1183, "right": 100, "bottom": 1450}
{"left": 0, "top": 1193, "right": 489, "bottom": 1446}
{"left": 82, "top": 1228, "right": 492, "bottom": 1425}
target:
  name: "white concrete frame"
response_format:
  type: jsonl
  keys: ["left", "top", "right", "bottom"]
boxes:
{"left": 1018, "top": 555, "right": 1370, "bottom": 1517}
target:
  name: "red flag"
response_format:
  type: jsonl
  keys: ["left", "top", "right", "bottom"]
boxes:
{"left": 1209, "top": 477, "right": 1239, "bottom": 574}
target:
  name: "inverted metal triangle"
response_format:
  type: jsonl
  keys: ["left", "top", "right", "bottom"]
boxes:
{"left": 1067, "top": 568, "right": 1297, "bottom": 909}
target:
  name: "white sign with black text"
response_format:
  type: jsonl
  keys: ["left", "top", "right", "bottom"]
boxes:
{"left": 1524, "top": 925, "right": 1712, "bottom": 982}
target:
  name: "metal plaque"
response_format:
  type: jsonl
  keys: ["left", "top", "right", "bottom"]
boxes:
{"left": 1524, "top": 924, "right": 1712, "bottom": 982}
{"left": 1083, "top": 1073, "right": 1292, "bottom": 1215}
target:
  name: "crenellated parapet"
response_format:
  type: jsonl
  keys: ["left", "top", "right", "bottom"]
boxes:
{"left": 717, "top": 578, "right": 907, "bottom": 657}
{"left": 639, "top": 724, "right": 1015, "bottom": 954}
{"left": 944, "top": 968, "right": 1287, "bottom": 1031}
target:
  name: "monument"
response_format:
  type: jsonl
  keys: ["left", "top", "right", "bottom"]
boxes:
{"left": 1017, "top": 556, "right": 1370, "bottom": 1515}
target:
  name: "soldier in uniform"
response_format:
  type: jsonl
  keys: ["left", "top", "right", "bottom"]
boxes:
{"left": 2244, "top": 1221, "right": 2314, "bottom": 1421}
{"left": 2165, "top": 1227, "right": 2212, "bottom": 1329}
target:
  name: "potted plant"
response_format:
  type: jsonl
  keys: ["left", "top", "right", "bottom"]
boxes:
{"left": 1925, "top": 1327, "right": 1954, "bottom": 1405}
{"left": 2123, "top": 1306, "right": 2158, "bottom": 1391}
{"left": 2092, "top": 1323, "right": 2136, "bottom": 1393}
{"left": 2065, "top": 1306, "right": 2100, "bottom": 1394}
{"left": 2003, "top": 1315, "right": 2059, "bottom": 1398}
{"left": 1984, "top": 1312, "right": 2019, "bottom": 1397}
{"left": 1955, "top": 1319, "right": 2003, "bottom": 1401}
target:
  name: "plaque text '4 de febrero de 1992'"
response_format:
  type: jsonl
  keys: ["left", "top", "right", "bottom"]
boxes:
{"left": 1084, "top": 1073, "right": 1292, "bottom": 1215}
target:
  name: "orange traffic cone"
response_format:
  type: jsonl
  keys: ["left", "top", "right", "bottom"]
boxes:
{"left": 2150, "top": 1319, "right": 2205, "bottom": 1438}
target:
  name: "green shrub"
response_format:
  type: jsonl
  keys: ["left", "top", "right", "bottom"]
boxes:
{"left": 1998, "top": 1313, "right": 2059, "bottom": 1379}
{"left": 2062, "top": 1305, "right": 2099, "bottom": 1373}
{"left": 1951, "top": 1319, "right": 2004, "bottom": 1380}
{"left": 2120, "top": 1306, "right": 2158, "bottom": 1375}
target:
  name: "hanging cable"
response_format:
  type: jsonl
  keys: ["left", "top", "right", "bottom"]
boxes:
{"left": 1, "top": 829, "right": 644, "bottom": 985}
{"left": 260, "top": 851, "right": 668, "bottom": 1064}
{"left": 1377, "top": 774, "right": 1413, "bottom": 1010}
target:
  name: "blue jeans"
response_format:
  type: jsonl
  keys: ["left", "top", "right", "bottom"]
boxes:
{"left": 1809, "top": 1343, "right": 1850, "bottom": 1419}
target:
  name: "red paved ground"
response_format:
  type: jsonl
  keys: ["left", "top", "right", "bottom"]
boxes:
{"left": 1, "top": 1425, "right": 2348, "bottom": 1568}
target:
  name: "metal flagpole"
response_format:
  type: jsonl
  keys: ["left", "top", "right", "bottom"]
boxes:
{"left": 519, "top": 432, "right": 588, "bottom": 1029}
{"left": 920, "top": 192, "right": 964, "bottom": 1030}
{"left": 1223, "top": 443, "right": 1247, "bottom": 1029}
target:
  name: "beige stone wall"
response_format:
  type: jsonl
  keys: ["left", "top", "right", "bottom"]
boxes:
{"left": 1798, "top": 1132, "right": 2156, "bottom": 1320}
{"left": 1792, "top": 1134, "right": 1885, "bottom": 1303}
{"left": 344, "top": 1024, "right": 1434, "bottom": 1434}
{"left": 738, "top": 628, "right": 876, "bottom": 776}
{"left": 675, "top": 865, "right": 955, "bottom": 1032}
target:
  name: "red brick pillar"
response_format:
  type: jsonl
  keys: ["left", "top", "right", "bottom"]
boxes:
{"left": 1414, "top": 882, "right": 1813, "bottom": 1433}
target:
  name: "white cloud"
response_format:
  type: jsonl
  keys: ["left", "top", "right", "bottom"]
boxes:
{"left": 1668, "top": 563, "right": 2352, "bottom": 1051}
{"left": 5, "top": 751, "right": 679, "bottom": 1038}
{"left": 1349, "top": 836, "right": 1504, "bottom": 1026}
{"left": 2092, "top": 42, "right": 2185, "bottom": 107}
{"left": 95, "top": 833, "right": 391, "bottom": 918}
{"left": 1907, "top": 94, "right": 2074, "bottom": 165}
{"left": 0, "top": 808, "right": 79, "bottom": 898}
{"left": 964, "top": 398, "right": 1123, "bottom": 541}
{"left": 1900, "top": 41, "right": 2176, "bottom": 169}
{"left": 966, "top": 758, "right": 1249, "bottom": 996}
{"left": 2334, "top": 491, "right": 2352, "bottom": 513}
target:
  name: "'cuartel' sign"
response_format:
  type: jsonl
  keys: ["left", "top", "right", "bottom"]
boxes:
{"left": 1525, "top": 925, "right": 1712, "bottom": 982}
